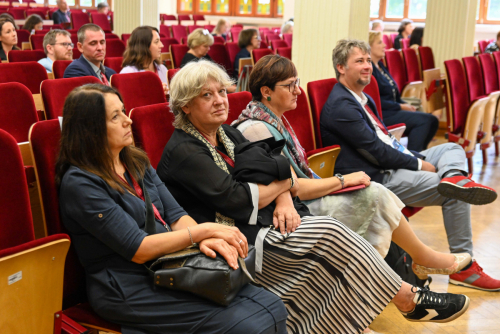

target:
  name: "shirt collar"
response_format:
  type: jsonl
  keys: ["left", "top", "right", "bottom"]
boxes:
{"left": 344, "top": 84, "right": 368, "bottom": 107}
{"left": 83, "top": 55, "right": 105, "bottom": 76}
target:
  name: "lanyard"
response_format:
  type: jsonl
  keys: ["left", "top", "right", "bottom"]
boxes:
{"left": 200, "top": 133, "right": 235, "bottom": 168}
{"left": 364, "top": 104, "right": 389, "bottom": 135}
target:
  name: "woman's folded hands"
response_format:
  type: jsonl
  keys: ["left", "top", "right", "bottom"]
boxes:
{"left": 273, "top": 191, "right": 301, "bottom": 235}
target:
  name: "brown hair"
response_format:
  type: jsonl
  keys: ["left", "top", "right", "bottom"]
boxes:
{"left": 238, "top": 28, "right": 258, "bottom": 49}
{"left": 249, "top": 54, "right": 297, "bottom": 101}
{"left": 55, "top": 84, "right": 150, "bottom": 193}
{"left": 122, "top": 26, "right": 159, "bottom": 70}
{"left": 42, "top": 29, "right": 71, "bottom": 54}
{"left": 23, "top": 14, "right": 43, "bottom": 32}
{"left": 0, "top": 18, "right": 20, "bottom": 50}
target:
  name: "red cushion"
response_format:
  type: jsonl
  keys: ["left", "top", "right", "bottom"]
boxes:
{"left": 207, "top": 44, "right": 233, "bottom": 77}
{"left": 167, "top": 68, "right": 180, "bottom": 84}
{"left": 188, "top": 25, "right": 202, "bottom": 34}
{"left": 276, "top": 47, "right": 291, "bottom": 60}
{"left": 252, "top": 48, "right": 274, "bottom": 64}
{"left": 170, "top": 44, "right": 189, "bottom": 68}
{"left": 192, "top": 14, "right": 205, "bottom": 21}
{"left": 478, "top": 53, "right": 499, "bottom": 94}
{"left": 364, "top": 75, "right": 383, "bottom": 119}
{"left": 171, "top": 25, "right": 188, "bottom": 41}
{"left": 15, "top": 29, "right": 30, "bottom": 49}
{"left": 307, "top": 78, "right": 338, "bottom": 148}
{"left": 492, "top": 51, "right": 500, "bottom": 87}
{"left": 478, "top": 40, "right": 489, "bottom": 54}
{"left": 30, "top": 34, "right": 44, "bottom": 50}
{"left": 90, "top": 13, "right": 111, "bottom": 32}
{"left": 130, "top": 103, "right": 173, "bottom": 169}
{"left": 159, "top": 25, "right": 171, "bottom": 38}
{"left": 52, "top": 60, "right": 73, "bottom": 79}
{"left": 111, "top": 72, "right": 167, "bottom": 115}
{"left": 445, "top": 59, "right": 471, "bottom": 134}
{"left": 0, "top": 129, "right": 35, "bottom": 248}
{"left": 285, "top": 87, "right": 316, "bottom": 153}
{"left": 213, "top": 36, "right": 225, "bottom": 44}
{"left": 105, "top": 33, "right": 120, "bottom": 39}
{"left": 8, "top": 50, "right": 46, "bottom": 63}
{"left": 384, "top": 50, "right": 406, "bottom": 93}
{"left": 462, "top": 56, "right": 485, "bottom": 102}
{"left": 402, "top": 48, "right": 422, "bottom": 82}
{"left": 0, "top": 62, "right": 48, "bottom": 94}
{"left": 271, "top": 40, "right": 288, "bottom": 50}
{"left": 0, "top": 233, "right": 69, "bottom": 258}
{"left": 71, "top": 12, "right": 90, "bottom": 30}
{"left": 105, "top": 39, "right": 126, "bottom": 58}
{"left": 283, "top": 33, "right": 292, "bottom": 47}
{"left": 418, "top": 46, "right": 435, "bottom": 71}
{"left": 160, "top": 37, "right": 179, "bottom": 53}
{"left": 121, "top": 33, "right": 131, "bottom": 44}
{"left": 383, "top": 34, "right": 392, "bottom": 49}
{"left": 225, "top": 42, "right": 240, "bottom": 65}
{"left": 225, "top": 91, "right": 252, "bottom": 126}
{"left": 230, "top": 27, "right": 242, "bottom": 42}
{"left": 103, "top": 57, "right": 123, "bottom": 74}
{"left": 177, "top": 14, "right": 191, "bottom": 22}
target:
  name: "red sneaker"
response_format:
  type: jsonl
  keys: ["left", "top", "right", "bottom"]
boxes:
{"left": 449, "top": 260, "right": 500, "bottom": 291}
{"left": 437, "top": 175, "right": 497, "bottom": 205}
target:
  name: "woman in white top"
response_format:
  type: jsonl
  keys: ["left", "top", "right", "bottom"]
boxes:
{"left": 120, "top": 26, "right": 168, "bottom": 95}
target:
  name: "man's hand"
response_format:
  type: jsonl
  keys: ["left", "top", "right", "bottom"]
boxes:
{"left": 421, "top": 160, "right": 436, "bottom": 172}
{"left": 400, "top": 103, "right": 417, "bottom": 112}
{"left": 343, "top": 172, "right": 371, "bottom": 188}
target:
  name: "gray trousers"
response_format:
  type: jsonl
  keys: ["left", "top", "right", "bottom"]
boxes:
{"left": 383, "top": 143, "right": 473, "bottom": 255}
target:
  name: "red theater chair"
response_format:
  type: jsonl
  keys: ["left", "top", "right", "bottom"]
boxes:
{"left": 418, "top": 46, "right": 436, "bottom": 71}
{"left": 105, "top": 39, "right": 126, "bottom": 57}
{"left": 229, "top": 27, "right": 242, "bottom": 42}
{"left": 225, "top": 42, "right": 240, "bottom": 65}
{"left": 7, "top": 49, "right": 45, "bottom": 62}
{"left": 159, "top": 25, "right": 172, "bottom": 38}
{"left": 251, "top": 48, "right": 274, "bottom": 64}
{"left": 266, "top": 33, "right": 281, "bottom": 45}
{"left": 90, "top": 12, "right": 111, "bottom": 32}
{"left": 167, "top": 68, "right": 180, "bottom": 85}
{"left": 105, "top": 33, "right": 120, "bottom": 39}
{"left": 383, "top": 34, "right": 392, "bottom": 49}
{"left": 402, "top": 48, "right": 422, "bottom": 82}
{"left": 71, "top": 12, "right": 90, "bottom": 30}
{"left": 385, "top": 49, "right": 425, "bottom": 101}
{"left": 213, "top": 35, "right": 225, "bottom": 44}
{"left": 29, "top": 33, "right": 44, "bottom": 50}
{"left": 478, "top": 53, "right": 500, "bottom": 156}
{"left": 192, "top": 14, "right": 205, "bottom": 24}
{"left": 207, "top": 43, "right": 233, "bottom": 77}
{"left": 171, "top": 25, "right": 188, "bottom": 43}
{"left": 170, "top": 44, "right": 189, "bottom": 68}
{"left": 0, "top": 62, "right": 47, "bottom": 111}
{"left": 104, "top": 56, "right": 123, "bottom": 74}
{"left": 121, "top": 33, "right": 131, "bottom": 44}
{"left": 177, "top": 14, "right": 191, "bottom": 23}
{"left": 204, "top": 24, "right": 215, "bottom": 32}
{"left": 276, "top": 47, "right": 291, "bottom": 60}
{"left": 7, "top": 7, "right": 24, "bottom": 19}
{"left": 401, "top": 38, "right": 410, "bottom": 49}
{"left": 188, "top": 24, "right": 202, "bottom": 33}
{"left": 224, "top": 91, "right": 252, "bottom": 125}
{"left": 25, "top": 8, "right": 46, "bottom": 19}
{"left": 478, "top": 40, "right": 489, "bottom": 54}
{"left": 16, "top": 29, "right": 30, "bottom": 49}
{"left": 271, "top": 39, "right": 288, "bottom": 51}
{"left": 283, "top": 33, "right": 292, "bottom": 47}
{"left": 52, "top": 60, "right": 72, "bottom": 79}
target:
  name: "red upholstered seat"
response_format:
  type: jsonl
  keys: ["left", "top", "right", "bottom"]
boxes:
{"left": 105, "top": 33, "right": 120, "bottom": 39}
{"left": 418, "top": 46, "right": 435, "bottom": 71}
{"left": 204, "top": 24, "right": 215, "bottom": 32}
{"left": 266, "top": 33, "right": 281, "bottom": 45}
{"left": 160, "top": 37, "right": 179, "bottom": 53}
{"left": 170, "top": 44, "right": 189, "bottom": 68}
{"left": 384, "top": 49, "right": 407, "bottom": 93}
{"left": 167, "top": 68, "right": 180, "bottom": 85}
{"left": 159, "top": 25, "right": 172, "bottom": 38}
{"left": 283, "top": 33, "right": 292, "bottom": 47}
{"left": 90, "top": 12, "right": 111, "bottom": 32}
{"left": 390, "top": 33, "right": 398, "bottom": 45}
{"left": 29, "top": 120, "right": 121, "bottom": 332}
{"left": 286, "top": 87, "right": 316, "bottom": 153}
{"left": 383, "top": 34, "right": 392, "bottom": 49}
{"left": 188, "top": 25, "right": 202, "bottom": 33}
{"left": 364, "top": 76, "right": 383, "bottom": 116}
{"left": 110, "top": 72, "right": 167, "bottom": 115}
{"left": 16, "top": 29, "right": 30, "bottom": 48}
{"left": 177, "top": 14, "right": 191, "bottom": 23}
{"left": 478, "top": 40, "right": 489, "bottom": 54}
{"left": 492, "top": 51, "right": 500, "bottom": 85}
{"left": 229, "top": 27, "right": 242, "bottom": 42}
{"left": 52, "top": 60, "right": 72, "bottom": 79}
{"left": 252, "top": 48, "right": 274, "bottom": 64}
{"left": 478, "top": 53, "right": 499, "bottom": 94}
{"left": 192, "top": 14, "right": 205, "bottom": 23}
{"left": 105, "top": 39, "right": 126, "bottom": 57}
{"left": 225, "top": 42, "right": 240, "bottom": 65}
{"left": 276, "top": 47, "right": 291, "bottom": 60}
{"left": 260, "top": 40, "right": 269, "bottom": 49}
{"left": 26, "top": 8, "right": 47, "bottom": 19}
{"left": 213, "top": 35, "right": 225, "bottom": 44}
{"left": 0, "top": 82, "right": 39, "bottom": 142}
{"left": 162, "top": 14, "right": 176, "bottom": 21}
{"left": 121, "top": 33, "right": 131, "bottom": 44}
{"left": 130, "top": 103, "right": 174, "bottom": 169}
{"left": 401, "top": 38, "right": 410, "bottom": 49}
{"left": 271, "top": 39, "right": 288, "bottom": 50}
{"left": 104, "top": 56, "right": 123, "bottom": 74}
{"left": 8, "top": 7, "right": 24, "bottom": 19}
{"left": 71, "top": 12, "right": 90, "bottom": 30}
{"left": 207, "top": 43, "right": 233, "bottom": 77}
{"left": 307, "top": 78, "right": 337, "bottom": 148}
{"left": 0, "top": 62, "right": 47, "bottom": 94}
{"left": 462, "top": 56, "right": 486, "bottom": 102}
{"left": 7, "top": 49, "right": 46, "bottom": 63}
{"left": 41, "top": 76, "right": 102, "bottom": 120}
{"left": 30, "top": 33, "right": 44, "bottom": 50}
{"left": 171, "top": 25, "right": 188, "bottom": 43}
{"left": 224, "top": 91, "right": 252, "bottom": 125}
{"left": 402, "top": 48, "right": 422, "bottom": 81}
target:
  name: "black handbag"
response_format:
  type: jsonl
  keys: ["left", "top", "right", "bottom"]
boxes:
{"left": 141, "top": 181, "right": 256, "bottom": 306}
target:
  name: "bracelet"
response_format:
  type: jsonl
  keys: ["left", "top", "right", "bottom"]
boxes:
{"left": 289, "top": 177, "right": 295, "bottom": 189}
{"left": 187, "top": 226, "right": 195, "bottom": 246}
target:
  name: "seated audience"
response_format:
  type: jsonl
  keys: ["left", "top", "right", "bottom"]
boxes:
{"left": 57, "top": 83, "right": 288, "bottom": 334}
{"left": 409, "top": 26, "right": 424, "bottom": 48}
{"left": 64, "top": 23, "right": 116, "bottom": 84}
{"left": 157, "top": 59, "right": 470, "bottom": 333}
{"left": 485, "top": 31, "right": 500, "bottom": 53}
{"left": 120, "top": 26, "right": 168, "bottom": 95}
{"left": 52, "top": 0, "right": 71, "bottom": 26}
{"left": 233, "top": 28, "right": 260, "bottom": 79}
{"left": 211, "top": 18, "right": 230, "bottom": 41}
{"left": 23, "top": 14, "right": 43, "bottom": 34}
{"left": 38, "top": 29, "right": 73, "bottom": 73}
{"left": 97, "top": 1, "right": 109, "bottom": 15}
{"left": 180, "top": 28, "right": 214, "bottom": 68}
{"left": 371, "top": 19, "right": 384, "bottom": 32}
{"left": 369, "top": 31, "right": 438, "bottom": 152}
{"left": 281, "top": 20, "right": 293, "bottom": 35}
{"left": 321, "top": 38, "right": 500, "bottom": 292}
{"left": 393, "top": 19, "right": 413, "bottom": 50}
{"left": 0, "top": 18, "right": 19, "bottom": 61}
{"left": 234, "top": 54, "right": 469, "bottom": 274}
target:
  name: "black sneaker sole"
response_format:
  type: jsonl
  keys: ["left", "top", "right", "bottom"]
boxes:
{"left": 437, "top": 182, "right": 497, "bottom": 205}
{"left": 449, "top": 279, "right": 500, "bottom": 291}
{"left": 405, "top": 295, "right": 470, "bottom": 323}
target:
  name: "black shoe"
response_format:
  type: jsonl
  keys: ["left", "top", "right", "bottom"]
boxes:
{"left": 400, "top": 286, "right": 470, "bottom": 323}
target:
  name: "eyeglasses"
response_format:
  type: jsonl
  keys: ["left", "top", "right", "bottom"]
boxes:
{"left": 253, "top": 36, "right": 262, "bottom": 41}
{"left": 276, "top": 78, "right": 300, "bottom": 92}
{"left": 52, "top": 42, "right": 74, "bottom": 48}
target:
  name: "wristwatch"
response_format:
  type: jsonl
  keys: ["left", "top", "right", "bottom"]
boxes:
{"left": 335, "top": 173, "right": 345, "bottom": 189}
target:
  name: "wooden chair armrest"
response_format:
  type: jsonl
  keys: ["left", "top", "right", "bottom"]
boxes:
{"left": 458, "top": 96, "right": 489, "bottom": 152}
{"left": 306, "top": 145, "right": 341, "bottom": 179}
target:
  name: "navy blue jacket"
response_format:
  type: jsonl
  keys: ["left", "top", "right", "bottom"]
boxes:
{"left": 233, "top": 48, "right": 250, "bottom": 79}
{"left": 320, "top": 82, "right": 421, "bottom": 183}
{"left": 63, "top": 55, "right": 116, "bottom": 80}
{"left": 52, "top": 9, "right": 70, "bottom": 24}
{"left": 372, "top": 62, "right": 405, "bottom": 118}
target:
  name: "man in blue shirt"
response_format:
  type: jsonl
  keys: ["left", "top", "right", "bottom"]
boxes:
{"left": 38, "top": 29, "right": 73, "bottom": 73}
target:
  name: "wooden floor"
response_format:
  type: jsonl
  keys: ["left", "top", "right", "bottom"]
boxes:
{"left": 370, "top": 135, "right": 500, "bottom": 334}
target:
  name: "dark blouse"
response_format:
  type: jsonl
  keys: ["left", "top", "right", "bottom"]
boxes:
{"left": 0, "top": 47, "right": 6, "bottom": 61}
{"left": 371, "top": 62, "right": 405, "bottom": 118}
{"left": 233, "top": 47, "right": 251, "bottom": 79}
{"left": 393, "top": 33, "right": 404, "bottom": 50}
{"left": 180, "top": 52, "right": 214, "bottom": 68}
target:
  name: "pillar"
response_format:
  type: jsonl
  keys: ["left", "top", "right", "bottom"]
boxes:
{"left": 114, "top": 0, "right": 160, "bottom": 37}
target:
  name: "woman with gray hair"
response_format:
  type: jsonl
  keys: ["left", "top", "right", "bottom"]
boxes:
{"left": 280, "top": 20, "right": 293, "bottom": 35}
{"left": 157, "top": 59, "right": 470, "bottom": 334}
{"left": 180, "top": 28, "right": 215, "bottom": 68}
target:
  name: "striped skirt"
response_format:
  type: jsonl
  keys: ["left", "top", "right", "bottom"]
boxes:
{"left": 256, "top": 216, "right": 403, "bottom": 334}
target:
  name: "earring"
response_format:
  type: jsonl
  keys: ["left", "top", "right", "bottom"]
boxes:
{"left": 267, "top": 96, "right": 271, "bottom": 101}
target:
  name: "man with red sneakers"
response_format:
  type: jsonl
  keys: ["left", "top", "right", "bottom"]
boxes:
{"left": 321, "top": 38, "right": 500, "bottom": 292}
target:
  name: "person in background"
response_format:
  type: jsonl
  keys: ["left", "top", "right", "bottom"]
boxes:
{"left": 52, "top": 0, "right": 71, "bottom": 26}
{"left": 393, "top": 19, "right": 413, "bottom": 50}
{"left": 97, "top": 2, "right": 109, "bottom": 15}
{"left": 371, "top": 19, "right": 384, "bottom": 32}
{"left": 180, "top": 28, "right": 214, "bottom": 68}
{"left": 0, "top": 13, "right": 17, "bottom": 29}
{"left": 211, "top": 18, "right": 230, "bottom": 41}
{"left": 485, "top": 31, "right": 500, "bottom": 53}
{"left": 281, "top": 20, "right": 293, "bottom": 35}
{"left": 121, "top": 26, "right": 169, "bottom": 95}
{"left": 233, "top": 28, "right": 260, "bottom": 79}
{"left": 409, "top": 27, "right": 424, "bottom": 49}
{"left": 23, "top": 14, "right": 43, "bottom": 34}
{"left": 38, "top": 29, "right": 73, "bottom": 73}
{"left": 0, "top": 18, "right": 19, "bottom": 61}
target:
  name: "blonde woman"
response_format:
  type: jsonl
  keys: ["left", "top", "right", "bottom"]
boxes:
{"left": 212, "top": 18, "right": 230, "bottom": 41}
{"left": 180, "top": 28, "right": 214, "bottom": 68}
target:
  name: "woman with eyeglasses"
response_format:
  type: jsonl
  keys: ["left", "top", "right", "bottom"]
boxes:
{"left": 233, "top": 29, "right": 261, "bottom": 79}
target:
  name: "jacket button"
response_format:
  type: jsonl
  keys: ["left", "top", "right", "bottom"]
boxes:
{"left": 98, "top": 213, "right": 103, "bottom": 218}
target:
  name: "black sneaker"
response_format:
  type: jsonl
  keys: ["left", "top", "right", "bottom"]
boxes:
{"left": 401, "top": 286, "right": 470, "bottom": 323}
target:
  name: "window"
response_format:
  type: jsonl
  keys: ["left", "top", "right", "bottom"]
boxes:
{"left": 370, "top": 0, "right": 380, "bottom": 17}
{"left": 408, "top": 0, "right": 427, "bottom": 19}
{"left": 385, "top": 0, "right": 404, "bottom": 18}
{"left": 177, "top": 0, "right": 283, "bottom": 17}
{"left": 485, "top": 0, "right": 500, "bottom": 22}
{"left": 47, "top": 0, "right": 102, "bottom": 7}
{"left": 370, "top": 0, "right": 427, "bottom": 21}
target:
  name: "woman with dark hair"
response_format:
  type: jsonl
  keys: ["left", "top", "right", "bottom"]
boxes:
{"left": 393, "top": 19, "right": 414, "bottom": 50}
{"left": 157, "top": 59, "right": 470, "bottom": 334}
{"left": 233, "top": 28, "right": 260, "bottom": 79}
{"left": 409, "top": 27, "right": 424, "bottom": 48}
{"left": 23, "top": 14, "right": 44, "bottom": 34}
{"left": 121, "top": 26, "right": 168, "bottom": 94}
{"left": 0, "top": 18, "right": 19, "bottom": 61}
{"left": 56, "top": 83, "right": 288, "bottom": 334}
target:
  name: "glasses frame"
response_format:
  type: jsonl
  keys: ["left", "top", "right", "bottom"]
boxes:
{"left": 275, "top": 78, "right": 300, "bottom": 92}
{"left": 52, "top": 42, "right": 74, "bottom": 48}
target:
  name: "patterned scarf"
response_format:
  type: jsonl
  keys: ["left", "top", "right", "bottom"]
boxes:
{"left": 181, "top": 122, "right": 236, "bottom": 226}
{"left": 232, "top": 101, "right": 312, "bottom": 178}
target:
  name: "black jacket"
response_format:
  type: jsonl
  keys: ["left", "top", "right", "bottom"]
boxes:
{"left": 372, "top": 62, "right": 406, "bottom": 118}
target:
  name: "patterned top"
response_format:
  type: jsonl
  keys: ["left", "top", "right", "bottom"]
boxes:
{"left": 485, "top": 42, "right": 500, "bottom": 54}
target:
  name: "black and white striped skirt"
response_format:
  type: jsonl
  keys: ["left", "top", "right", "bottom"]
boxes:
{"left": 256, "top": 216, "right": 403, "bottom": 334}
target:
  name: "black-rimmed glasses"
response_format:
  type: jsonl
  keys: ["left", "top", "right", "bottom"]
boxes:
{"left": 52, "top": 42, "right": 74, "bottom": 48}
{"left": 276, "top": 78, "right": 300, "bottom": 92}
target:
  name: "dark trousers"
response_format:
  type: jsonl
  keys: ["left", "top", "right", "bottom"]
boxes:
{"left": 383, "top": 110, "right": 439, "bottom": 152}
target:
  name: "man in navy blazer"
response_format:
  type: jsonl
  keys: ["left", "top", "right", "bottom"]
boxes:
{"left": 64, "top": 24, "right": 116, "bottom": 83}
{"left": 52, "top": 0, "right": 71, "bottom": 26}
{"left": 321, "top": 39, "right": 500, "bottom": 292}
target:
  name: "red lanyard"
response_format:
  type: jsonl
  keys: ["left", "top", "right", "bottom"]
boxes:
{"left": 116, "top": 169, "right": 168, "bottom": 228}
{"left": 364, "top": 104, "right": 389, "bottom": 135}
{"left": 200, "top": 133, "right": 235, "bottom": 168}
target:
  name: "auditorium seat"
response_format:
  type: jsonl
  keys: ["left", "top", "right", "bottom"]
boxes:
{"left": 105, "top": 33, "right": 120, "bottom": 40}
{"left": 90, "top": 12, "right": 111, "bottom": 32}
{"left": 229, "top": 27, "right": 242, "bottom": 43}
{"left": 16, "top": 29, "right": 30, "bottom": 49}
{"left": 418, "top": 46, "right": 436, "bottom": 71}
{"left": 478, "top": 53, "right": 500, "bottom": 156}
{"left": 383, "top": 34, "right": 392, "bottom": 49}
{"left": 401, "top": 38, "right": 410, "bottom": 49}
{"left": 29, "top": 120, "right": 122, "bottom": 333}
{"left": 0, "top": 128, "right": 71, "bottom": 334}
{"left": 104, "top": 56, "right": 123, "bottom": 74}
{"left": 283, "top": 33, "right": 292, "bottom": 47}
{"left": 207, "top": 43, "right": 233, "bottom": 77}
{"left": 29, "top": 34, "right": 44, "bottom": 50}
{"left": 170, "top": 44, "right": 189, "bottom": 68}
{"left": 110, "top": 72, "right": 167, "bottom": 115}
{"left": 25, "top": 8, "right": 47, "bottom": 19}
{"left": 445, "top": 59, "right": 489, "bottom": 173}
{"left": 0, "top": 62, "right": 47, "bottom": 111}
{"left": 121, "top": 33, "right": 131, "bottom": 44}
{"left": 224, "top": 91, "right": 252, "bottom": 125}
{"left": 213, "top": 35, "right": 225, "bottom": 44}
{"left": 167, "top": 68, "right": 180, "bottom": 85}
{"left": 307, "top": 78, "right": 337, "bottom": 148}
{"left": 266, "top": 33, "right": 281, "bottom": 45}
{"left": 171, "top": 25, "right": 188, "bottom": 43}
{"left": 8, "top": 49, "right": 45, "bottom": 63}
{"left": 105, "top": 39, "right": 126, "bottom": 57}
{"left": 192, "top": 14, "right": 205, "bottom": 24}
{"left": 271, "top": 39, "right": 288, "bottom": 51}
{"left": 276, "top": 47, "right": 291, "bottom": 60}
{"left": 385, "top": 49, "right": 425, "bottom": 106}
{"left": 204, "top": 24, "right": 215, "bottom": 32}
{"left": 251, "top": 48, "right": 274, "bottom": 64}
{"left": 71, "top": 12, "right": 90, "bottom": 30}
{"left": 225, "top": 42, "right": 240, "bottom": 65}
{"left": 177, "top": 14, "right": 191, "bottom": 23}
{"left": 402, "top": 48, "right": 422, "bottom": 81}
{"left": 478, "top": 40, "right": 489, "bottom": 54}
{"left": 188, "top": 24, "right": 202, "bottom": 33}
{"left": 52, "top": 60, "right": 72, "bottom": 79}
{"left": 7, "top": 7, "right": 24, "bottom": 19}
{"left": 41, "top": 76, "right": 102, "bottom": 120}
{"left": 130, "top": 103, "right": 174, "bottom": 169}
